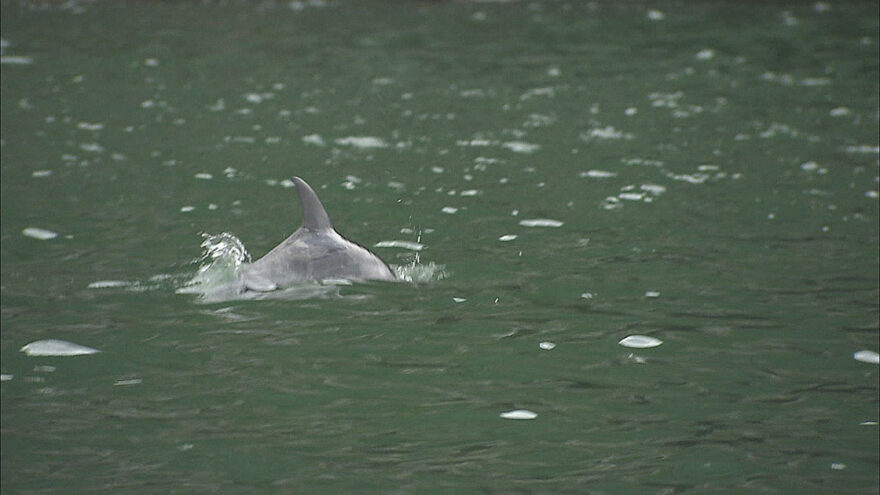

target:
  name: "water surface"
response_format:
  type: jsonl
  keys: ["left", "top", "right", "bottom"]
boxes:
{"left": 2, "top": 1, "right": 878, "bottom": 493}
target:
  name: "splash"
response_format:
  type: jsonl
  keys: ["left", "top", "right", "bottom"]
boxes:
{"left": 394, "top": 261, "right": 447, "bottom": 283}
{"left": 380, "top": 227, "right": 447, "bottom": 283}
{"left": 176, "top": 232, "right": 249, "bottom": 296}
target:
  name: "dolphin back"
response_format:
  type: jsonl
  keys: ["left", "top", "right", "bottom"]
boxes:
{"left": 240, "top": 176, "right": 397, "bottom": 291}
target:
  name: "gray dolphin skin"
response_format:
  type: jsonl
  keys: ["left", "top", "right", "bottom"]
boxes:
{"left": 240, "top": 176, "right": 396, "bottom": 291}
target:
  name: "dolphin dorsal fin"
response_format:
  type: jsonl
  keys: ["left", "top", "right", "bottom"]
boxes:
{"left": 293, "top": 176, "right": 333, "bottom": 231}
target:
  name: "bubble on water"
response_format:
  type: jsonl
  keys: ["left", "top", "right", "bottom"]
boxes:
{"left": 334, "top": 136, "right": 388, "bottom": 149}
{"left": 519, "top": 219, "right": 563, "bottom": 228}
{"left": 114, "top": 378, "right": 142, "bottom": 386}
{"left": 843, "top": 145, "right": 879, "bottom": 154}
{"left": 374, "top": 240, "right": 424, "bottom": 251}
{"left": 76, "top": 122, "right": 104, "bottom": 131}
{"left": 180, "top": 206, "right": 195, "bottom": 212}
{"left": 696, "top": 49, "right": 715, "bottom": 60}
{"left": 498, "top": 234, "right": 517, "bottom": 242}
{"left": 646, "top": 9, "right": 665, "bottom": 20}
{"left": 195, "top": 173, "right": 213, "bottom": 180}
{"left": 853, "top": 350, "right": 879, "bottom": 364}
{"left": 619, "top": 192, "right": 644, "bottom": 201}
{"left": 502, "top": 141, "right": 540, "bottom": 153}
{"left": 441, "top": 206, "right": 459, "bottom": 214}
{"left": 520, "top": 87, "right": 555, "bottom": 100}
{"left": 88, "top": 280, "right": 131, "bottom": 289}
{"left": 539, "top": 342, "right": 556, "bottom": 350}
{"left": 23, "top": 227, "right": 58, "bottom": 240}
{"left": 624, "top": 353, "right": 648, "bottom": 364}
{"left": 500, "top": 410, "right": 537, "bottom": 420}
{"left": 581, "top": 126, "right": 633, "bottom": 141}
{"left": 21, "top": 339, "right": 100, "bottom": 357}
{"left": 0, "top": 55, "right": 33, "bottom": 65}
{"left": 641, "top": 184, "right": 666, "bottom": 195}
{"left": 619, "top": 335, "right": 663, "bottom": 348}
{"left": 579, "top": 170, "right": 617, "bottom": 178}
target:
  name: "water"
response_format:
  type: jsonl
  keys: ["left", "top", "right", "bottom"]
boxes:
{"left": 2, "top": 1, "right": 878, "bottom": 493}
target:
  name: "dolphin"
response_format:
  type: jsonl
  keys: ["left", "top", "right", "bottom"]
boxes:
{"left": 240, "top": 176, "right": 397, "bottom": 292}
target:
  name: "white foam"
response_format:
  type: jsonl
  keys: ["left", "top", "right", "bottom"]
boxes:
{"left": 539, "top": 342, "right": 556, "bottom": 350}
{"left": 498, "top": 234, "right": 517, "bottom": 242}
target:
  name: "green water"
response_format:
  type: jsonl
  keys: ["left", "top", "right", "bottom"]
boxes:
{"left": 2, "top": 1, "right": 878, "bottom": 493}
